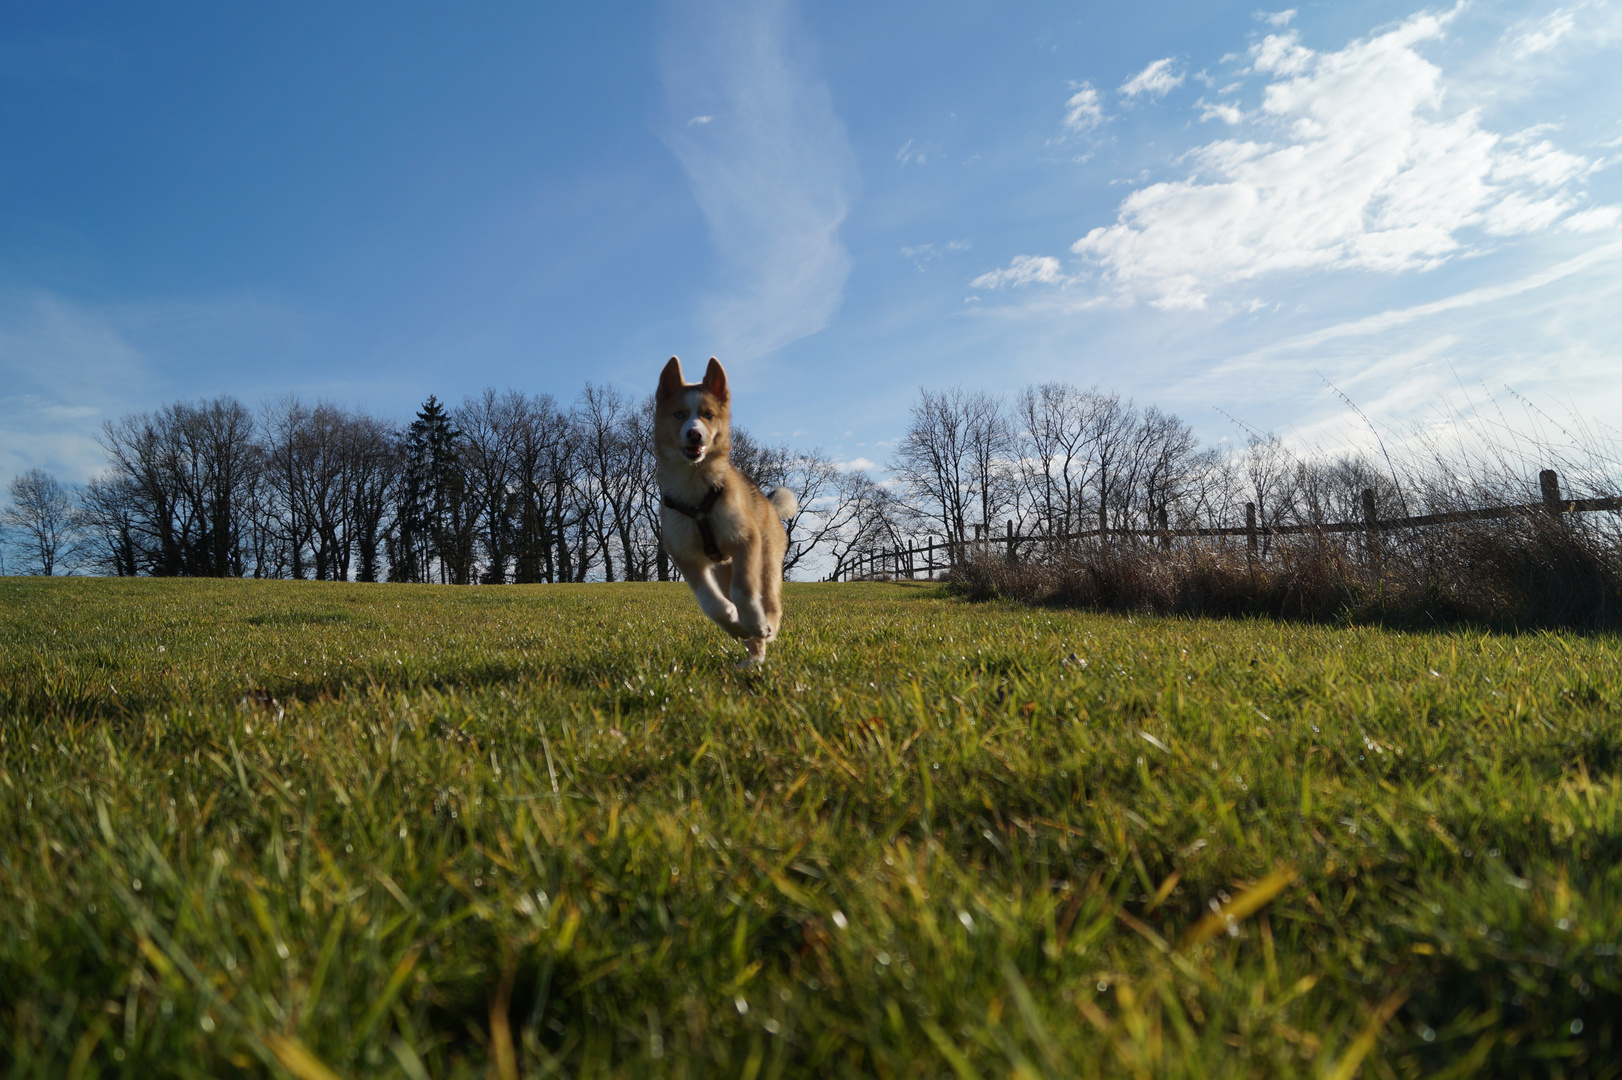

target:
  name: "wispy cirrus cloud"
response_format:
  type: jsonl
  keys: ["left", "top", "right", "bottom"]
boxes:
{"left": 0, "top": 292, "right": 149, "bottom": 483}
{"left": 659, "top": 0, "right": 859, "bottom": 361}
{"left": 901, "top": 239, "right": 971, "bottom": 272}
{"left": 895, "top": 138, "right": 939, "bottom": 166}
{"left": 1185, "top": 238, "right": 1622, "bottom": 454}
{"left": 1511, "top": 7, "right": 1576, "bottom": 57}
{"left": 0, "top": 286, "right": 311, "bottom": 488}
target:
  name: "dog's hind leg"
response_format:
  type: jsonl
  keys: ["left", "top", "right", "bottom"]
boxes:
{"left": 760, "top": 557, "right": 784, "bottom": 643}
{"left": 728, "top": 542, "right": 773, "bottom": 641}
{"left": 739, "top": 637, "right": 768, "bottom": 668}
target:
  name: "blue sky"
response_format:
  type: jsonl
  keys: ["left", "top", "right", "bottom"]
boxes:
{"left": 3, "top": 0, "right": 1620, "bottom": 486}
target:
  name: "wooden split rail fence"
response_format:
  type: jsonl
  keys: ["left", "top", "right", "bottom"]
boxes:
{"left": 839, "top": 469, "right": 1622, "bottom": 582}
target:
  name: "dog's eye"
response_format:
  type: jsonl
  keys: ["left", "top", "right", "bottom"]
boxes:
{"left": 674, "top": 410, "right": 688, "bottom": 420}
{"left": 700, "top": 410, "right": 713, "bottom": 420}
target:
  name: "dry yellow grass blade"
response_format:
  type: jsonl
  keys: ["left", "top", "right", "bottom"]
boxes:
{"left": 1181, "top": 867, "right": 1298, "bottom": 948}
{"left": 919, "top": 1019, "right": 985, "bottom": 1080}
{"left": 262, "top": 1032, "right": 347, "bottom": 1080}
{"left": 489, "top": 961, "right": 519, "bottom": 1080}
{"left": 1322, "top": 990, "right": 1410, "bottom": 1080}
{"left": 1145, "top": 869, "right": 1182, "bottom": 914}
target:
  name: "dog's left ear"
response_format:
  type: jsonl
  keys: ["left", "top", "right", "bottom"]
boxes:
{"left": 702, "top": 357, "right": 729, "bottom": 403}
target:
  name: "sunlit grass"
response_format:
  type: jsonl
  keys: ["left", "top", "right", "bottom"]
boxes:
{"left": 2, "top": 577, "right": 1620, "bottom": 1077}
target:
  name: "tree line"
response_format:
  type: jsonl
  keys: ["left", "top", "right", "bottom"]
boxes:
{"left": 2, "top": 386, "right": 893, "bottom": 582}
{"left": 2, "top": 379, "right": 1404, "bottom": 580}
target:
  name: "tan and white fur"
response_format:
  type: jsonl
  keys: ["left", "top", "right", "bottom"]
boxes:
{"left": 656, "top": 356, "right": 797, "bottom": 667}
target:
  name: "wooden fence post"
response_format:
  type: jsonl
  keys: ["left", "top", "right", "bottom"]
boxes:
{"left": 1361, "top": 487, "right": 1380, "bottom": 577}
{"left": 1157, "top": 506, "right": 1170, "bottom": 552}
{"left": 1245, "top": 502, "right": 1257, "bottom": 559}
{"left": 1541, "top": 469, "right": 1562, "bottom": 519}
{"left": 1005, "top": 520, "right": 1016, "bottom": 564}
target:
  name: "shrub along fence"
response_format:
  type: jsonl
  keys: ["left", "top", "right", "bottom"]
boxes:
{"left": 842, "top": 469, "right": 1622, "bottom": 581}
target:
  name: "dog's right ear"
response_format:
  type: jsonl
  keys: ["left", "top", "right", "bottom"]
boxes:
{"left": 658, "top": 356, "right": 685, "bottom": 400}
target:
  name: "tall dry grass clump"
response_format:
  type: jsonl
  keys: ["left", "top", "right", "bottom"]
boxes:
{"left": 948, "top": 409, "right": 1622, "bottom": 629}
{"left": 951, "top": 515, "right": 1622, "bottom": 628}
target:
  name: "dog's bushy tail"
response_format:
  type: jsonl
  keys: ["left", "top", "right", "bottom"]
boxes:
{"left": 768, "top": 488, "right": 798, "bottom": 519}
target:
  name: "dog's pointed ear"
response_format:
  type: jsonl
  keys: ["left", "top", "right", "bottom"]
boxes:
{"left": 658, "top": 356, "right": 685, "bottom": 400}
{"left": 702, "top": 357, "right": 729, "bottom": 403}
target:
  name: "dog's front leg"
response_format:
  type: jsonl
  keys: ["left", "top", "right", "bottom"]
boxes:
{"left": 686, "top": 563, "right": 745, "bottom": 637}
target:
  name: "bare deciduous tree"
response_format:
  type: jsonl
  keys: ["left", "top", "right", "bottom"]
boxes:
{"left": 506, "top": 392, "right": 572, "bottom": 583}
{"left": 1244, "top": 433, "right": 1300, "bottom": 556}
{"left": 93, "top": 397, "right": 258, "bottom": 577}
{"left": 1115, "top": 405, "right": 1199, "bottom": 538}
{"left": 573, "top": 384, "right": 646, "bottom": 582}
{"left": 893, "top": 386, "right": 1011, "bottom": 561}
{"left": 821, "top": 470, "right": 907, "bottom": 580}
{"left": 2, "top": 469, "right": 78, "bottom": 575}
{"left": 457, "top": 389, "right": 521, "bottom": 584}
{"left": 776, "top": 451, "right": 843, "bottom": 577}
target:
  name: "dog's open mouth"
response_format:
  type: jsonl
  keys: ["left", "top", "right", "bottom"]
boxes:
{"left": 683, "top": 445, "right": 705, "bottom": 461}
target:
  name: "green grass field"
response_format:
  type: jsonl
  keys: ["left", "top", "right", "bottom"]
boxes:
{"left": 2, "top": 578, "right": 1620, "bottom": 1079}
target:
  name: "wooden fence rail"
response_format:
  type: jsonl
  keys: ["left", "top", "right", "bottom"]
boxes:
{"left": 839, "top": 469, "right": 1622, "bottom": 582}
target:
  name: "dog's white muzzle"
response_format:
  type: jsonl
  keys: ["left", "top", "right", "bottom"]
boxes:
{"left": 681, "top": 418, "right": 709, "bottom": 463}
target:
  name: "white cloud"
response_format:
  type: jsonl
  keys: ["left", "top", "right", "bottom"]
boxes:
{"left": 969, "top": 255, "right": 1067, "bottom": 289}
{"left": 687, "top": 114, "right": 714, "bottom": 126}
{"left": 1120, "top": 58, "right": 1184, "bottom": 99}
{"left": 836, "top": 456, "right": 878, "bottom": 472}
{"left": 1069, "top": 7, "right": 1605, "bottom": 309}
{"left": 660, "top": 0, "right": 859, "bottom": 360}
{"left": 1248, "top": 29, "right": 1314, "bottom": 75}
{"left": 1198, "top": 99, "right": 1245, "bottom": 124}
{"left": 1512, "top": 8, "right": 1576, "bottom": 57}
{"left": 1260, "top": 9, "right": 1297, "bottom": 28}
{"left": 1062, "top": 83, "right": 1104, "bottom": 132}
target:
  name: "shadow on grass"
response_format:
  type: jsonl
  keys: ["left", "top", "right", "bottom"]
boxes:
{"left": 241, "top": 610, "right": 359, "bottom": 628}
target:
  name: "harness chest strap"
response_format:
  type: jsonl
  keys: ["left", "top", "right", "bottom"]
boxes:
{"left": 662, "top": 484, "right": 725, "bottom": 562}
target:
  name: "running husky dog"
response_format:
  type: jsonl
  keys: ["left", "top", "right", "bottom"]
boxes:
{"left": 656, "top": 356, "right": 797, "bottom": 667}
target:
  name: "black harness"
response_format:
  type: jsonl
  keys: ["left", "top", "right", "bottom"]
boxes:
{"left": 662, "top": 483, "right": 726, "bottom": 562}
